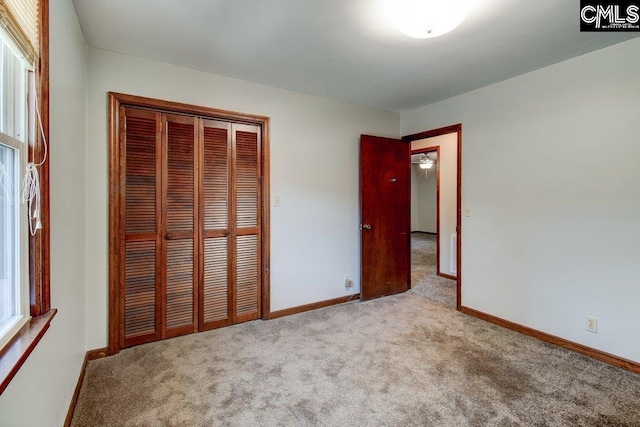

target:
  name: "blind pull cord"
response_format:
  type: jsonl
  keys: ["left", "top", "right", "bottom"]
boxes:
{"left": 21, "top": 93, "right": 47, "bottom": 236}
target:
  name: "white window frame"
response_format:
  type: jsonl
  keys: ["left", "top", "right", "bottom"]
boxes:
{"left": 0, "top": 28, "right": 32, "bottom": 351}
{"left": 0, "top": 133, "right": 29, "bottom": 349}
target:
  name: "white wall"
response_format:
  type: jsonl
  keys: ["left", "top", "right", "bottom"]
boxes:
{"left": 411, "top": 164, "right": 436, "bottom": 233}
{"left": 0, "top": 0, "right": 87, "bottom": 425}
{"left": 84, "top": 48, "right": 400, "bottom": 349}
{"left": 412, "top": 134, "right": 458, "bottom": 276}
{"left": 410, "top": 165, "right": 420, "bottom": 230}
{"left": 402, "top": 38, "right": 640, "bottom": 363}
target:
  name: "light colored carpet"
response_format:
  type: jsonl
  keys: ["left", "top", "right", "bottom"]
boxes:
{"left": 410, "top": 233, "right": 456, "bottom": 308}
{"left": 72, "top": 293, "right": 640, "bottom": 426}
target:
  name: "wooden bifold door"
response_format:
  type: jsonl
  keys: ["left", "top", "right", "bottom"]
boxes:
{"left": 112, "top": 97, "right": 267, "bottom": 351}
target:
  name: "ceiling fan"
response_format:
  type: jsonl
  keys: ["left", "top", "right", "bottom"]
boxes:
{"left": 411, "top": 154, "right": 435, "bottom": 169}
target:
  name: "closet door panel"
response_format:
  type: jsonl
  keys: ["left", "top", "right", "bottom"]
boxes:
{"left": 122, "top": 107, "right": 162, "bottom": 347}
{"left": 236, "top": 129, "right": 259, "bottom": 228}
{"left": 233, "top": 125, "right": 261, "bottom": 322}
{"left": 236, "top": 234, "right": 259, "bottom": 320}
{"left": 164, "top": 115, "right": 198, "bottom": 337}
{"left": 166, "top": 119, "right": 195, "bottom": 231}
{"left": 200, "top": 120, "right": 232, "bottom": 329}
{"left": 203, "top": 123, "right": 229, "bottom": 230}
{"left": 166, "top": 238, "right": 194, "bottom": 330}
{"left": 203, "top": 237, "right": 229, "bottom": 325}
{"left": 124, "top": 241, "right": 157, "bottom": 339}
{"left": 125, "top": 114, "right": 157, "bottom": 235}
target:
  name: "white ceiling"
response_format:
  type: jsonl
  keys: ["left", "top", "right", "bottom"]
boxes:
{"left": 72, "top": 0, "right": 638, "bottom": 112}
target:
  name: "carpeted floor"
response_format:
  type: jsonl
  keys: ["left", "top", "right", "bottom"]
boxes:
{"left": 410, "top": 233, "right": 456, "bottom": 308}
{"left": 72, "top": 293, "right": 640, "bottom": 426}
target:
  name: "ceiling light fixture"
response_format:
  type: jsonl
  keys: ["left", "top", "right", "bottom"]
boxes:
{"left": 419, "top": 155, "right": 434, "bottom": 169}
{"left": 391, "top": 0, "right": 468, "bottom": 39}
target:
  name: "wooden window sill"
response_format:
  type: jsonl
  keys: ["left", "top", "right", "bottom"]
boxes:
{"left": 0, "top": 309, "right": 57, "bottom": 395}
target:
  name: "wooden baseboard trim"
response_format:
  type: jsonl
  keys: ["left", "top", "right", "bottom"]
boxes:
{"left": 411, "top": 231, "right": 436, "bottom": 235}
{"left": 437, "top": 272, "right": 457, "bottom": 281}
{"left": 64, "top": 347, "right": 108, "bottom": 426}
{"left": 460, "top": 306, "right": 640, "bottom": 374}
{"left": 268, "top": 295, "right": 360, "bottom": 320}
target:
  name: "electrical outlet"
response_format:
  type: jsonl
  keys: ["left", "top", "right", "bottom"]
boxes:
{"left": 344, "top": 275, "right": 353, "bottom": 288}
{"left": 586, "top": 316, "right": 598, "bottom": 333}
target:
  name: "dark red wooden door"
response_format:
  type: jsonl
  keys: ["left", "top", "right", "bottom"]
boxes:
{"left": 360, "top": 135, "right": 410, "bottom": 301}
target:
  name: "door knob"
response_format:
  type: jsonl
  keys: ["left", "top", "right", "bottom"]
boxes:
{"left": 361, "top": 224, "right": 371, "bottom": 230}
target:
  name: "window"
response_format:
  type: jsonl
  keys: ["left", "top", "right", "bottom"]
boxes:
{"left": 0, "top": 0, "right": 51, "bottom": 395}
{"left": 0, "top": 29, "right": 32, "bottom": 350}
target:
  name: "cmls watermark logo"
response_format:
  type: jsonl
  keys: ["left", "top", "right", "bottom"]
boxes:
{"left": 580, "top": 1, "right": 640, "bottom": 31}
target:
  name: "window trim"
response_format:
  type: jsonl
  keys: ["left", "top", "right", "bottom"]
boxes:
{"left": 0, "top": 309, "right": 56, "bottom": 394}
{"left": 0, "top": 0, "right": 51, "bottom": 396}
{"left": 29, "top": 0, "right": 49, "bottom": 319}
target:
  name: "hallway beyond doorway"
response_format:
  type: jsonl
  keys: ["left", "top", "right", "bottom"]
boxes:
{"left": 410, "top": 233, "right": 456, "bottom": 308}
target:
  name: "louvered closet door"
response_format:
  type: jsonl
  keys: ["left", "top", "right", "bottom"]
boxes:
{"left": 233, "top": 124, "right": 261, "bottom": 322}
{"left": 162, "top": 114, "right": 199, "bottom": 338}
{"left": 199, "top": 120, "right": 232, "bottom": 330}
{"left": 118, "top": 105, "right": 263, "bottom": 349}
{"left": 200, "top": 121, "right": 262, "bottom": 328}
{"left": 121, "top": 107, "right": 162, "bottom": 348}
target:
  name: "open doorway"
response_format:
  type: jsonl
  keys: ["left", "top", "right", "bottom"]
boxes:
{"left": 359, "top": 126, "right": 460, "bottom": 307}
{"left": 405, "top": 125, "right": 461, "bottom": 309}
